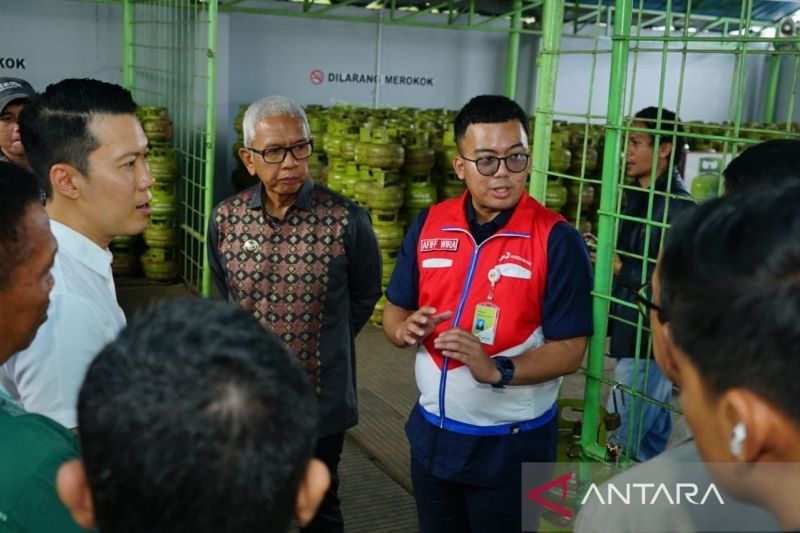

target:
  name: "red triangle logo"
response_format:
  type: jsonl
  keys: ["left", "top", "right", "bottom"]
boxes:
{"left": 526, "top": 471, "right": 574, "bottom": 519}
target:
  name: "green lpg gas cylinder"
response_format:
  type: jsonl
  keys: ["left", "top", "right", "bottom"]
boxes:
{"left": 370, "top": 295, "right": 388, "bottom": 327}
{"left": 143, "top": 215, "right": 178, "bottom": 248}
{"left": 439, "top": 172, "right": 466, "bottom": 199}
{"left": 405, "top": 175, "right": 437, "bottom": 211}
{"left": 365, "top": 181, "right": 404, "bottom": 212}
{"left": 138, "top": 106, "right": 174, "bottom": 144}
{"left": 326, "top": 159, "right": 347, "bottom": 194}
{"left": 546, "top": 179, "right": 568, "bottom": 213}
{"left": 381, "top": 248, "right": 398, "bottom": 288}
{"left": 401, "top": 130, "right": 436, "bottom": 175}
{"left": 148, "top": 146, "right": 179, "bottom": 185}
{"left": 372, "top": 211, "right": 405, "bottom": 251}
{"left": 549, "top": 130, "right": 572, "bottom": 174}
{"left": 438, "top": 128, "right": 459, "bottom": 173}
{"left": 141, "top": 247, "right": 178, "bottom": 282}
{"left": 150, "top": 183, "right": 179, "bottom": 218}
{"left": 360, "top": 128, "right": 405, "bottom": 170}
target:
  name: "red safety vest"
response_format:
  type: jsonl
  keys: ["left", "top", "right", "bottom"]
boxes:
{"left": 414, "top": 192, "right": 564, "bottom": 433}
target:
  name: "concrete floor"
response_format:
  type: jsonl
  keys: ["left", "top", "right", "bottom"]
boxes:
{"left": 115, "top": 278, "right": 684, "bottom": 532}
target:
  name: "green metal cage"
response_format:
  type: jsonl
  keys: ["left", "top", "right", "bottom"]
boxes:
{"left": 122, "top": 0, "right": 217, "bottom": 296}
{"left": 530, "top": 0, "right": 800, "bottom": 464}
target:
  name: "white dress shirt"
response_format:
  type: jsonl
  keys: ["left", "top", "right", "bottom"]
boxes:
{"left": 0, "top": 220, "right": 126, "bottom": 428}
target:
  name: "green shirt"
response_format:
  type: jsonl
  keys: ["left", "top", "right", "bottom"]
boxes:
{"left": 0, "top": 392, "right": 88, "bottom": 532}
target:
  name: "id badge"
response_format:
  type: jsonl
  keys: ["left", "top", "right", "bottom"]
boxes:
{"left": 471, "top": 302, "right": 500, "bottom": 345}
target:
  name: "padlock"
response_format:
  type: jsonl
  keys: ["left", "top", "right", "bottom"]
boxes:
{"left": 605, "top": 383, "right": 626, "bottom": 463}
{"left": 604, "top": 382, "right": 625, "bottom": 431}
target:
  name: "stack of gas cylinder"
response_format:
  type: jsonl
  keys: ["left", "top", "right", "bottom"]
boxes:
{"left": 137, "top": 106, "right": 179, "bottom": 282}
{"left": 312, "top": 105, "right": 460, "bottom": 326}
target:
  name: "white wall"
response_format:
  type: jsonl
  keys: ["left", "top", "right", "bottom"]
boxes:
{"left": 219, "top": 9, "right": 538, "bottom": 197}
{"left": 551, "top": 30, "right": 769, "bottom": 123}
{"left": 0, "top": 0, "right": 122, "bottom": 90}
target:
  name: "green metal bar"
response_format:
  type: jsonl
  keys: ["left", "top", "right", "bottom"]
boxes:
{"left": 580, "top": 0, "right": 632, "bottom": 457}
{"left": 468, "top": 2, "right": 541, "bottom": 29}
{"left": 218, "top": 4, "right": 543, "bottom": 34}
{"left": 201, "top": 0, "right": 218, "bottom": 298}
{"left": 642, "top": 13, "right": 666, "bottom": 27}
{"left": 623, "top": 35, "right": 787, "bottom": 44}
{"left": 581, "top": 366, "right": 681, "bottom": 413}
{"left": 575, "top": 4, "right": 603, "bottom": 25}
{"left": 529, "top": 0, "right": 564, "bottom": 203}
{"left": 784, "top": 53, "right": 800, "bottom": 125}
{"left": 764, "top": 52, "right": 782, "bottom": 123}
{"left": 311, "top": 0, "right": 368, "bottom": 16}
{"left": 504, "top": 0, "right": 522, "bottom": 99}
{"left": 392, "top": 0, "right": 454, "bottom": 23}
{"left": 122, "top": 0, "right": 135, "bottom": 94}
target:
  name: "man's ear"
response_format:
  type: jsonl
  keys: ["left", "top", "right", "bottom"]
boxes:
{"left": 239, "top": 148, "right": 257, "bottom": 176}
{"left": 295, "top": 458, "right": 331, "bottom": 527}
{"left": 721, "top": 389, "right": 775, "bottom": 462}
{"left": 657, "top": 140, "right": 674, "bottom": 161}
{"left": 452, "top": 155, "right": 466, "bottom": 181}
{"left": 50, "top": 164, "right": 83, "bottom": 200}
{"left": 656, "top": 322, "right": 682, "bottom": 384}
{"left": 56, "top": 459, "right": 96, "bottom": 529}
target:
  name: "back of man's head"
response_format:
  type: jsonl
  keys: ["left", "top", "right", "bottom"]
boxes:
{"left": 723, "top": 139, "right": 800, "bottom": 194}
{"left": 19, "top": 78, "right": 137, "bottom": 198}
{"left": 454, "top": 94, "right": 529, "bottom": 146}
{"left": 659, "top": 182, "right": 800, "bottom": 424}
{"left": 0, "top": 161, "right": 43, "bottom": 290}
{"left": 633, "top": 106, "right": 686, "bottom": 167}
{"left": 75, "top": 298, "right": 318, "bottom": 533}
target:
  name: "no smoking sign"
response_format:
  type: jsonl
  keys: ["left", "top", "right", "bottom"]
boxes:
{"left": 310, "top": 69, "right": 324, "bottom": 85}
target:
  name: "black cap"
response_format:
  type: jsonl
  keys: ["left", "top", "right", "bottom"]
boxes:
{"left": 0, "top": 78, "right": 35, "bottom": 113}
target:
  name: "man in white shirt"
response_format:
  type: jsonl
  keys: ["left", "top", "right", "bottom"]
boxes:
{"left": 0, "top": 78, "right": 153, "bottom": 429}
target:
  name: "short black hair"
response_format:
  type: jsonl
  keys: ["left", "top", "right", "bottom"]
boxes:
{"left": 0, "top": 161, "right": 43, "bottom": 289}
{"left": 454, "top": 94, "right": 529, "bottom": 147}
{"left": 723, "top": 139, "right": 800, "bottom": 193}
{"left": 633, "top": 106, "right": 686, "bottom": 168}
{"left": 659, "top": 182, "right": 800, "bottom": 425}
{"left": 18, "top": 78, "right": 137, "bottom": 198}
{"left": 78, "top": 298, "right": 317, "bottom": 533}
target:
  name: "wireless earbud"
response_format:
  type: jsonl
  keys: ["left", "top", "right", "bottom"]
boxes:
{"left": 730, "top": 422, "right": 747, "bottom": 457}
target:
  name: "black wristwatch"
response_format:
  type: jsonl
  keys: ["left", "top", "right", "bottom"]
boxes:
{"left": 491, "top": 356, "right": 515, "bottom": 388}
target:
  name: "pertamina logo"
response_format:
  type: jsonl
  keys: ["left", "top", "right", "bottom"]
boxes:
{"left": 499, "top": 250, "right": 532, "bottom": 266}
{"left": 420, "top": 238, "right": 459, "bottom": 253}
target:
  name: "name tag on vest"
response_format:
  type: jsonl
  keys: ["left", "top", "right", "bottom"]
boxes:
{"left": 420, "top": 238, "right": 459, "bottom": 253}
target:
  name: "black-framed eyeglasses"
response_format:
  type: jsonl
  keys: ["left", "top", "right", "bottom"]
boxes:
{"left": 247, "top": 139, "right": 314, "bottom": 164}
{"left": 459, "top": 152, "right": 530, "bottom": 176}
{"left": 632, "top": 281, "right": 669, "bottom": 323}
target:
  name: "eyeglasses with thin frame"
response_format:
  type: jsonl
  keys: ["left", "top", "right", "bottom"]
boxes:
{"left": 632, "top": 281, "right": 669, "bottom": 323}
{"left": 246, "top": 139, "right": 314, "bottom": 164}
{"left": 459, "top": 152, "right": 530, "bottom": 176}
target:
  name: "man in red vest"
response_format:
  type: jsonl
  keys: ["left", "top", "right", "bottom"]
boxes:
{"left": 383, "top": 95, "right": 593, "bottom": 532}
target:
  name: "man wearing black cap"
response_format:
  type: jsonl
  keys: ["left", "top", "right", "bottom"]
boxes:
{"left": 0, "top": 77, "right": 36, "bottom": 169}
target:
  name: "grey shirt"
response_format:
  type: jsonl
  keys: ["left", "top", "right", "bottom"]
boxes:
{"left": 574, "top": 439, "right": 780, "bottom": 532}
